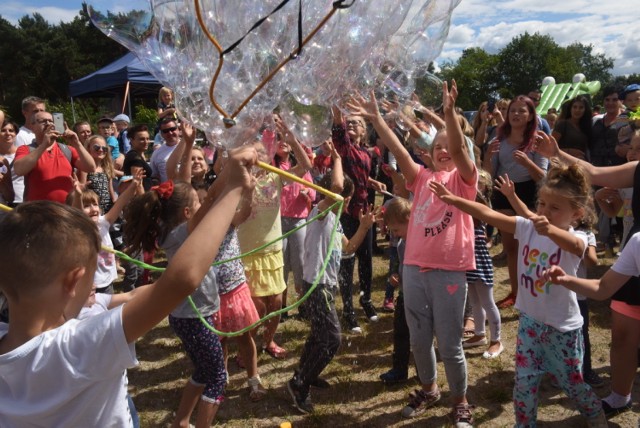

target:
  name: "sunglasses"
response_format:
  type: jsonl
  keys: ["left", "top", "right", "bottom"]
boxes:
{"left": 346, "top": 120, "right": 364, "bottom": 127}
{"left": 161, "top": 126, "right": 178, "bottom": 134}
{"left": 92, "top": 145, "right": 108, "bottom": 152}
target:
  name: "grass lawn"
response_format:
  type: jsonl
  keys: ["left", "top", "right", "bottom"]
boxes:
{"left": 125, "top": 239, "right": 639, "bottom": 427}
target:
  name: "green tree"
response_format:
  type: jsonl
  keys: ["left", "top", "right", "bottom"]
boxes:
{"left": 439, "top": 47, "right": 499, "bottom": 110}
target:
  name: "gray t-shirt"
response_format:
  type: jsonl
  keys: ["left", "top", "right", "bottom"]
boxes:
{"left": 302, "top": 206, "right": 343, "bottom": 287}
{"left": 492, "top": 138, "right": 548, "bottom": 182}
{"left": 161, "top": 223, "right": 219, "bottom": 318}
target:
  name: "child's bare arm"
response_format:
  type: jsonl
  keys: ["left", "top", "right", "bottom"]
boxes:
{"left": 108, "top": 284, "right": 148, "bottom": 309}
{"left": 584, "top": 245, "right": 598, "bottom": 268}
{"left": 429, "top": 180, "right": 516, "bottom": 234}
{"left": 532, "top": 215, "right": 585, "bottom": 257}
{"left": 342, "top": 207, "right": 375, "bottom": 254}
{"left": 544, "top": 265, "right": 629, "bottom": 300}
{"left": 104, "top": 169, "right": 143, "bottom": 225}
{"left": 120, "top": 146, "right": 257, "bottom": 343}
{"left": 494, "top": 174, "right": 535, "bottom": 218}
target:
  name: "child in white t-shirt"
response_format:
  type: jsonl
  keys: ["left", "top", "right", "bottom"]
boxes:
{"left": 68, "top": 169, "right": 143, "bottom": 294}
{"left": 0, "top": 147, "right": 257, "bottom": 426}
{"left": 432, "top": 159, "right": 607, "bottom": 427}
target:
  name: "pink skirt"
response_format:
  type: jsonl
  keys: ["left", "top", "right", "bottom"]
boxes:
{"left": 213, "top": 282, "right": 260, "bottom": 333}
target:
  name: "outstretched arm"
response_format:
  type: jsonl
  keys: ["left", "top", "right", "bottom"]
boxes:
{"left": 347, "top": 91, "right": 420, "bottom": 185}
{"left": 442, "top": 80, "right": 475, "bottom": 185}
{"left": 429, "top": 180, "right": 516, "bottom": 233}
{"left": 121, "top": 146, "right": 257, "bottom": 343}
{"left": 534, "top": 131, "right": 636, "bottom": 188}
{"left": 544, "top": 265, "right": 629, "bottom": 300}
{"left": 104, "top": 169, "right": 144, "bottom": 225}
{"left": 494, "top": 174, "right": 535, "bottom": 218}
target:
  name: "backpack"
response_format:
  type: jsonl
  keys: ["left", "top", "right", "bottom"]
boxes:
{"left": 28, "top": 141, "right": 72, "bottom": 163}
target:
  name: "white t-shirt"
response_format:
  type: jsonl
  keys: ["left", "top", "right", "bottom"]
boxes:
{"left": 78, "top": 293, "right": 112, "bottom": 320}
{"left": 575, "top": 230, "right": 596, "bottom": 301}
{"left": 149, "top": 143, "right": 178, "bottom": 183}
{"left": 612, "top": 232, "right": 640, "bottom": 277}
{"left": 14, "top": 126, "right": 35, "bottom": 147}
{"left": 302, "top": 206, "right": 343, "bottom": 286}
{"left": 0, "top": 306, "right": 137, "bottom": 427}
{"left": 95, "top": 216, "right": 118, "bottom": 289}
{"left": 514, "top": 216, "right": 586, "bottom": 332}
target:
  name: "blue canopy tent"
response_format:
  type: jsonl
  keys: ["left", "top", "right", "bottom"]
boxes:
{"left": 68, "top": 52, "right": 162, "bottom": 121}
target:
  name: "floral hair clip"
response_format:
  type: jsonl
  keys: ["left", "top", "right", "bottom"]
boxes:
{"left": 151, "top": 180, "right": 174, "bottom": 200}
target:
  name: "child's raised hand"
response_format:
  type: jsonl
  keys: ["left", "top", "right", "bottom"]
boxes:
{"left": 442, "top": 79, "right": 458, "bottom": 114}
{"left": 180, "top": 121, "right": 195, "bottom": 146}
{"left": 532, "top": 215, "right": 552, "bottom": 236}
{"left": 345, "top": 90, "right": 380, "bottom": 120}
{"left": 358, "top": 204, "right": 376, "bottom": 229}
{"left": 494, "top": 174, "right": 515, "bottom": 198}
{"left": 542, "top": 265, "right": 569, "bottom": 285}
{"left": 131, "top": 167, "right": 144, "bottom": 188}
{"left": 532, "top": 131, "right": 559, "bottom": 159}
{"left": 428, "top": 180, "right": 455, "bottom": 204}
{"left": 226, "top": 146, "right": 258, "bottom": 191}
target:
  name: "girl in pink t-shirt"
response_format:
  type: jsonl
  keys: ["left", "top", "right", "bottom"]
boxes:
{"left": 348, "top": 81, "right": 477, "bottom": 426}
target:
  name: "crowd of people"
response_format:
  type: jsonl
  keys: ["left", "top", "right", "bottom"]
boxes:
{"left": 0, "top": 80, "right": 640, "bottom": 428}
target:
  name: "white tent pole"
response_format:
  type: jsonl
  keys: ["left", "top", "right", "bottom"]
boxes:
{"left": 71, "top": 97, "right": 77, "bottom": 123}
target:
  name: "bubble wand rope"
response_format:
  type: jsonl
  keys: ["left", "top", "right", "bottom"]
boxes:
{"left": 257, "top": 160, "right": 343, "bottom": 202}
{"left": 188, "top": 198, "right": 343, "bottom": 337}
{"left": 193, "top": 0, "right": 354, "bottom": 126}
{"left": 1, "top": 195, "right": 343, "bottom": 338}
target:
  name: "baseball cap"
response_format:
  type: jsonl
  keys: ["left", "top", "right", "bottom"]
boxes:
{"left": 113, "top": 114, "right": 130, "bottom": 123}
{"left": 97, "top": 116, "right": 114, "bottom": 124}
{"left": 619, "top": 84, "right": 640, "bottom": 101}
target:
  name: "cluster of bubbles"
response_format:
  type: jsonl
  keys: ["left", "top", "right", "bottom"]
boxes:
{"left": 87, "top": 0, "right": 460, "bottom": 148}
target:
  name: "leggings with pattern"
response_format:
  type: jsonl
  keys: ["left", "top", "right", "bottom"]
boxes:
{"left": 169, "top": 315, "right": 226, "bottom": 403}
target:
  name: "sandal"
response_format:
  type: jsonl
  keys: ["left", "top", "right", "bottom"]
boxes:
{"left": 248, "top": 376, "right": 267, "bottom": 402}
{"left": 263, "top": 343, "right": 287, "bottom": 360}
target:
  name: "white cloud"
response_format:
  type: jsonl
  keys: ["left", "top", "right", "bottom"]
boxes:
{"left": 2, "top": 2, "right": 78, "bottom": 25}
{"left": 440, "top": 0, "right": 637, "bottom": 76}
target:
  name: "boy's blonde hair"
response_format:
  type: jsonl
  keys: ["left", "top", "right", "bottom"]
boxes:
{"left": 0, "top": 202, "right": 100, "bottom": 298}
{"left": 383, "top": 197, "right": 412, "bottom": 225}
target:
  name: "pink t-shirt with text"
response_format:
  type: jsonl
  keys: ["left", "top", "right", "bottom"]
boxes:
{"left": 404, "top": 166, "right": 477, "bottom": 271}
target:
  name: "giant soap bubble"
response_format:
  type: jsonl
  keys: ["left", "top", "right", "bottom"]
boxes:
{"left": 87, "top": 0, "right": 461, "bottom": 147}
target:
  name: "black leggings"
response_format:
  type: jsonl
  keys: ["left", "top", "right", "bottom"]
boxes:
{"left": 338, "top": 213, "right": 373, "bottom": 317}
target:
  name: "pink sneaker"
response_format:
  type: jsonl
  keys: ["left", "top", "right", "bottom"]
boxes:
{"left": 383, "top": 297, "right": 395, "bottom": 312}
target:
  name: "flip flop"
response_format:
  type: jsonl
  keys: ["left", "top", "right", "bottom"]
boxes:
{"left": 263, "top": 343, "right": 287, "bottom": 360}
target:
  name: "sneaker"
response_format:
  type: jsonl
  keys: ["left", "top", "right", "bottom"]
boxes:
{"left": 287, "top": 378, "right": 314, "bottom": 414}
{"left": 584, "top": 370, "right": 605, "bottom": 388}
{"left": 452, "top": 403, "right": 475, "bottom": 428}
{"left": 401, "top": 388, "right": 441, "bottom": 418}
{"left": 309, "top": 377, "right": 331, "bottom": 389}
{"left": 379, "top": 368, "right": 408, "bottom": 384}
{"left": 602, "top": 399, "right": 631, "bottom": 418}
{"left": 383, "top": 297, "right": 395, "bottom": 312}
{"left": 360, "top": 297, "right": 379, "bottom": 322}
{"left": 344, "top": 314, "right": 362, "bottom": 334}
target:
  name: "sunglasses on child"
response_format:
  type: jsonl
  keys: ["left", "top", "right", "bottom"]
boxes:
{"left": 161, "top": 126, "right": 179, "bottom": 134}
{"left": 92, "top": 145, "right": 109, "bottom": 152}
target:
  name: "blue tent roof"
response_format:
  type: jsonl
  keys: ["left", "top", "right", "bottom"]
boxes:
{"left": 69, "top": 52, "right": 161, "bottom": 98}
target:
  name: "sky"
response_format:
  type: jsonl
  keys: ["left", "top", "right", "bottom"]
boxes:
{"left": 2, "top": 0, "right": 638, "bottom": 76}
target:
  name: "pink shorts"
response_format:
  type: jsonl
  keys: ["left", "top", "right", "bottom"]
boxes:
{"left": 213, "top": 282, "right": 260, "bottom": 333}
{"left": 611, "top": 300, "right": 640, "bottom": 321}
